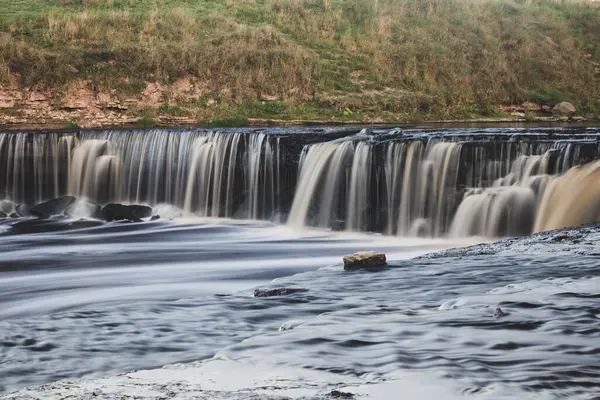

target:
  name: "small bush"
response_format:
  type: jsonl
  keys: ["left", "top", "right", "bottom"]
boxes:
{"left": 64, "top": 119, "right": 80, "bottom": 129}
{"left": 158, "top": 104, "right": 189, "bottom": 116}
{"left": 136, "top": 116, "right": 157, "bottom": 129}
{"left": 261, "top": 101, "right": 286, "bottom": 115}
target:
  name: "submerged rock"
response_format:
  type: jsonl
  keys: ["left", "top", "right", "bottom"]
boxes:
{"left": 254, "top": 288, "right": 308, "bottom": 297}
{"left": 68, "top": 219, "right": 105, "bottom": 230}
{"left": 151, "top": 215, "right": 160, "bottom": 221}
{"left": 552, "top": 102, "right": 576, "bottom": 117}
{"left": 101, "top": 203, "right": 153, "bottom": 222}
{"left": 494, "top": 307, "right": 507, "bottom": 318}
{"left": 343, "top": 251, "right": 387, "bottom": 269}
{"left": 30, "top": 196, "right": 76, "bottom": 219}
{"left": 552, "top": 233, "right": 569, "bottom": 242}
{"left": 329, "top": 390, "right": 355, "bottom": 399}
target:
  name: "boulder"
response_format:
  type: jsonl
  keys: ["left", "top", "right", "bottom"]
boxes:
{"left": 101, "top": 203, "right": 153, "bottom": 222}
{"left": 0, "top": 211, "right": 7, "bottom": 219}
{"left": 551, "top": 102, "right": 576, "bottom": 117}
{"left": 29, "top": 196, "right": 76, "bottom": 219}
{"left": 0, "top": 200, "right": 14, "bottom": 214}
{"left": 254, "top": 288, "right": 308, "bottom": 297}
{"left": 150, "top": 215, "right": 160, "bottom": 221}
{"left": 9, "top": 213, "right": 19, "bottom": 218}
{"left": 69, "top": 219, "right": 105, "bottom": 229}
{"left": 343, "top": 251, "right": 387, "bottom": 269}
{"left": 329, "top": 390, "right": 355, "bottom": 399}
{"left": 552, "top": 233, "right": 569, "bottom": 242}
{"left": 64, "top": 200, "right": 102, "bottom": 219}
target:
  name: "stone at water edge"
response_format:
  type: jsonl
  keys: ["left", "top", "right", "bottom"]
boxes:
{"left": 254, "top": 288, "right": 308, "bottom": 297}
{"left": 29, "top": 196, "right": 76, "bottom": 219}
{"left": 343, "top": 251, "right": 387, "bottom": 269}
{"left": 68, "top": 219, "right": 105, "bottom": 229}
{"left": 101, "top": 203, "right": 153, "bottom": 222}
{"left": 551, "top": 102, "right": 576, "bottom": 117}
{"left": 494, "top": 307, "right": 507, "bottom": 318}
{"left": 0, "top": 211, "right": 6, "bottom": 219}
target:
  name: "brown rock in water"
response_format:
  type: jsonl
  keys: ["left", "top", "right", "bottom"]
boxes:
{"left": 343, "top": 251, "right": 387, "bottom": 269}
{"left": 494, "top": 307, "right": 507, "bottom": 318}
{"left": 254, "top": 288, "right": 308, "bottom": 297}
{"left": 551, "top": 102, "right": 576, "bottom": 116}
{"left": 552, "top": 233, "right": 569, "bottom": 242}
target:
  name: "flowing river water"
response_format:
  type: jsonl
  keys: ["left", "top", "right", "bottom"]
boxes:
{"left": 0, "top": 127, "right": 599, "bottom": 398}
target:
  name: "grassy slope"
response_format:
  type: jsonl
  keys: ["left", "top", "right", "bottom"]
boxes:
{"left": 0, "top": 0, "right": 599, "bottom": 124}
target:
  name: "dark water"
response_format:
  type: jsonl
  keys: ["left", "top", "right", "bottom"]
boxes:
{"left": 1, "top": 218, "right": 600, "bottom": 398}
{"left": 0, "top": 217, "right": 459, "bottom": 395}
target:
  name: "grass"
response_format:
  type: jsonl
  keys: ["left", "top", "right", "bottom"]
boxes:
{"left": 135, "top": 116, "right": 157, "bottom": 128}
{"left": 64, "top": 119, "right": 80, "bottom": 129}
{"left": 0, "top": 0, "right": 599, "bottom": 122}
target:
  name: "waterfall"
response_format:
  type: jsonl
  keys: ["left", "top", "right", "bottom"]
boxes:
{"left": 1, "top": 127, "right": 600, "bottom": 237}
{"left": 0, "top": 129, "right": 279, "bottom": 220}
{"left": 287, "top": 140, "right": 355, "bottom": 229}
{"left": 286, "top": 130, "right": 600, "bottom": 237}
{"left": 449, "top": 151, "right": 555, "bottom": 238}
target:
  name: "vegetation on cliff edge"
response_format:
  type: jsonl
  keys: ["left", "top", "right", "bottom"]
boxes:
{"left": 0, "top": 0, "right": 598, "bottom": 123}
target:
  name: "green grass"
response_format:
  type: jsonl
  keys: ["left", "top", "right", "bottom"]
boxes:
{"left": 64, "top": 119, "right": 80, "bottom": 129}
{"left": 0, "top": 0, "right": 599, "bottom": 122}
{"left": 135, "top": 116, "right": 157, "bottom": 128}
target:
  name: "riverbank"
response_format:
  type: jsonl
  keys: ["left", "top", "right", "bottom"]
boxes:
{"left": 1, "top": 106, "right": 598, "bottom": 131}
{"left": 1, "top": 0, "right": 598, "bottom": 130}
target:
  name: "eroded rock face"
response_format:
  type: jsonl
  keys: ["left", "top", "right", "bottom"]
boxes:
{"left": 30, "top": 196, "right": 76, "bottom": 219}
{"left": 343, "top": 251, "right": 387, "bottom": 269}
{"left": 101, "top": 203, "right": 153, "bottom": 222}
{"left": 552, "top": 102, "right": 576, "bottom": 116}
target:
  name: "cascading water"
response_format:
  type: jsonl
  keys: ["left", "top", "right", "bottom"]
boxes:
{"left": 0, "top": 129, "right": 280, "bottom": 220}
{"left": 2, "top": 127, "right": 600, "bottom": 237}
{"left": 286, "top": 129, "right": 600, "bottom": 237}
{"left": 534, "top": 160, "right": 600, "bottom": 232}
{"left": 449, "top": 152, "right": 555, "bottom": 238}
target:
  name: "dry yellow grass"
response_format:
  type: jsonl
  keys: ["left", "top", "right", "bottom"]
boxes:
{"left": 0, "top": 0, "right": 598, "bottom": 119}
